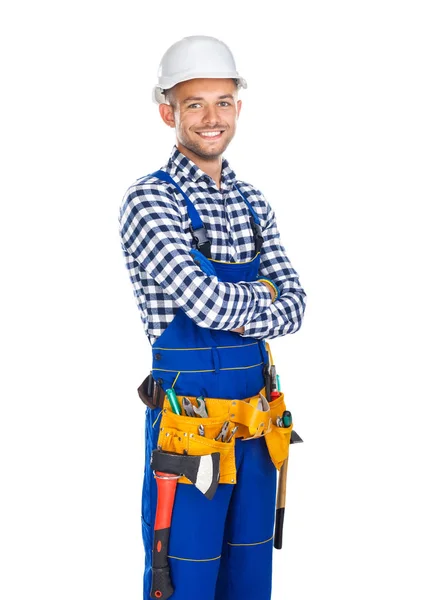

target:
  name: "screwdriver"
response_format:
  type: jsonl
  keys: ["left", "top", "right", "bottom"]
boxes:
{"left": 226, "top": 426, "right": 239, "bottom": 443}
{"left": 282, "top": 411, "right": 292, "bottom": 427}
{"left": 165, "top": 388, "right": 182, "bottom": 415}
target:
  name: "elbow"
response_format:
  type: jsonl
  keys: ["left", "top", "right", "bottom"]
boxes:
{"left": 289, "top": 291, "right": 307, "bottom": 334}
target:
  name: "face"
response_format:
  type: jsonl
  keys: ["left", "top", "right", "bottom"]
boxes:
{"left": 159, "top": 78, "right": 242, "bottom": 161}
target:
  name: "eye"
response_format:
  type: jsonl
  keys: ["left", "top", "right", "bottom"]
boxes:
{"left": 218, "top": 101, "right": 231, "bottom": 107}
{"left": 188, "top": 103, "right": 201, "bottom": 109}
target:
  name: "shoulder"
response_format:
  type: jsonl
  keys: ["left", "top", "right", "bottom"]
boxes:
{"left": 119, "top": 172, "right": 181, "bottom": 219}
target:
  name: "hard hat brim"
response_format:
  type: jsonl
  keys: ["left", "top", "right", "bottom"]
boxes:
{"left": 153, "top": 74, "right": 247, "bottom": 105}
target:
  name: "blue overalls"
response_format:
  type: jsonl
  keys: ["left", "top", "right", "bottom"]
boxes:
{"left": 141, "top": 171, "right": 277, "bottom": 600}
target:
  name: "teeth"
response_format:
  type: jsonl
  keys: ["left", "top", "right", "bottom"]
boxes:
{"left": 199, "top": 131, "right": 222, "bottom": 137}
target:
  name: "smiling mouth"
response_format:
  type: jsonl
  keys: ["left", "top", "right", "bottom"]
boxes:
{"left": 196, "top": 130, "right": 224, "bottom": 140}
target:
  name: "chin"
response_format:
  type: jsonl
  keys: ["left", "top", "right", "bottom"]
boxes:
{"left": 202, "top": 145, "right": 227, "bottom": 156}
{"left": 189, "top": 141, "right": 228, "bottom": 160}
{"left": 203, "top": 138, "right": 231, "bottom": 155}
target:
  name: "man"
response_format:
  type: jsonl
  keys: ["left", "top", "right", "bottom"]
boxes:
{"left": 119, "top": 35, "right": 306, "bottom": 600}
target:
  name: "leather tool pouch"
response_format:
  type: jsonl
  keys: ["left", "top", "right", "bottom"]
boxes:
{"left": 157, "top": 398, "right": 237, "bottom": 485}
{"left": 157, "top": 388, "right": 293, "bottom": 485}
{"left": 229, "top": 389, "right": 292, "bottom": 470}
{"left": 264, "top": 393, "right": 293, "bottom": 470}
{"left": 137, "top": 372, "right": 166, "bottom": 409}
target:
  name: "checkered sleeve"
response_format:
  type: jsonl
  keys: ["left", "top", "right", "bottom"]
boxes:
{"left": 118, "top": 183, "right": 273, "bottom": 330}
{"left": 239, "top": 191, "right": 307, "bottom": 340}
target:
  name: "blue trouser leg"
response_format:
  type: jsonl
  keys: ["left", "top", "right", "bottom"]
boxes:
{"left": 214, "top": 438, "right": 277, "bottom": 600}
{"left": 165, "top": 483, "right": 234, "bottom": 599}
{"left": 141, "top": 408, "right": 161, "bottom": 599}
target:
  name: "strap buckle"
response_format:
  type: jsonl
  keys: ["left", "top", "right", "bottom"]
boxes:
{"left": 250, "top": 216, "right": 263, "bottom": 254}
{"left": 189, "top": 224, "right": 212, "bottom": 258}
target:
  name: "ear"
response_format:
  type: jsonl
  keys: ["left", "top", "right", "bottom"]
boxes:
{"left": 159, "top": 103, "right": 176, "bottom": 129}
{"left": 236, "top": 99, "right": 242, "bottom": 119}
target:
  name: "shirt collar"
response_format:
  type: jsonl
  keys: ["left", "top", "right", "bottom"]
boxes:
{"left": 167, "top": 145, "right": 237, "bottom": 190}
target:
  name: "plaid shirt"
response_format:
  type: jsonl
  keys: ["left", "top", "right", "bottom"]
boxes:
{"left": 118, "top": 146, "right": 306, "bottom": 345}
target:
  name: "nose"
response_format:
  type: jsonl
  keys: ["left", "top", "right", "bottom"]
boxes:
{"left": 202, "top": 104, "right": 221, "bottom": 126}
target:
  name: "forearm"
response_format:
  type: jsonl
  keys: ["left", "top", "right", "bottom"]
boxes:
{"left": 239, "top": 281, "right": 307, "bottom": 339}
{"left": 230, "top": 279, "right": 277, "bottom": 334}
{"left": 149, "top": 260, "right": 273, "bottom": 331}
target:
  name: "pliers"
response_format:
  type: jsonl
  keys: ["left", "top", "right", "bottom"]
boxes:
{"left": 215, "top": 421, "right": 230, "bottom": 442}
{"left": 182, "top": 397, "right": 196, "bottom": 417}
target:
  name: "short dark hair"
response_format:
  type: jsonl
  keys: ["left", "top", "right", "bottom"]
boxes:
{"left": 163, "top": 86, "right": 176, "bottom": 107}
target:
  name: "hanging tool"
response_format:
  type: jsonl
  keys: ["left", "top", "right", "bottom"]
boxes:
{"left": 150, "top": 470, "right": 178, "bottom": 599}
{"left": 151, "top": 449, "right": 220, "bottom": 499}
{"left": 274, "top": 424, "right": 303, "bottom": 550}
{"left": 198, "top": 424, "right": 205, "bottom": 436}
{"left": 193, "top": 396, "right": 208, "bottom": 418}
{"left": 263, "top": 364, "right": 271, "bottom": 401}
{"left": 270, "top": 365, "right": 281, "bottom": 400}
{"left": 147, "top": 371, "right": 154, "bottom": 398}
{"left": 258, "top": 392, "right": 270, "bottom": 411}
{"left": 264, "top": 342, "right": 281, "bottom": 401}
{"left": 215, "top": 421, "right": 230, "bottom": 442}
{"left": 150, "top": 450, "right": 221, "bottom": 599}
{"left": 226, "top": 425, "right": 238, "bottom": 443}
{"left": 149, "top": 387, "right": 183, "bottom": 598}
{"left": 137, "top": 372, "right": 165, "bottom": 409}
{"left": 182, "top": 397, "right": 196, "bottom": 417}
{"left": 165, "top": 388, "right": 181, "bottom": 415}
{"left": 282, "top": 411, "right": 292, "bottom": 427}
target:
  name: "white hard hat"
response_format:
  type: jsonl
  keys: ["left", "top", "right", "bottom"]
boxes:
{"left": 152, "top": 35, "right": 247, "bottom": 105}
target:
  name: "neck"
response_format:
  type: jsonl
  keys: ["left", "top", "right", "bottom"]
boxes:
{"left": 177, "top": 142, "right": 222, "bottom": 190}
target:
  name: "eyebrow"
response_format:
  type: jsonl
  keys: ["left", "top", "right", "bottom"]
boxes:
{"left": 182, "top": 94, "right": 235, "bottom": 104}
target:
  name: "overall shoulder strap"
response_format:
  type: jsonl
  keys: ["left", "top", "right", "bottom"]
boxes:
{"left": 147, "top": 170, "right": 212, "bottom": 259}
{"left": 234, "top": 183, "right": 264, "bottom": 254}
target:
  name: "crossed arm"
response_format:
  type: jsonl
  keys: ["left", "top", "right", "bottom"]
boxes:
{"left": 230, "top": 280, "right": 277, "bottom": 334}
{"left": 119, "top": 183, "right": 306, "bottom": 340}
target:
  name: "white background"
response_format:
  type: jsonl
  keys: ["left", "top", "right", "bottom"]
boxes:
{"left": 1, "top": 1, "right": 437, "bottom": 599}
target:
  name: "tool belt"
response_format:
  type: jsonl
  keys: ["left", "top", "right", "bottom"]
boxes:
{"left": 156, "top": 388, "right": 293, "bottom": 485}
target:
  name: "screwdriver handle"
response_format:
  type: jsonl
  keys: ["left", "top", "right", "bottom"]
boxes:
{"left": 165, "top": 388, "right": 181, "bottom": 415}
{"left": 282, "top": 411, "right": 292, "bottom": 428}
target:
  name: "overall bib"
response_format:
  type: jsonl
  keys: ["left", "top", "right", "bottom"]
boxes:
{"left": 141, "top": 171, "right": 278, "bottom": 600}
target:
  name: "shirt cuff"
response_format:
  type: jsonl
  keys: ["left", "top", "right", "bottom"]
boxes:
{"left": 256, "top": 277, "right": 280, "bottom": 302}
{"left": 252, "top": 280, "right": 273, "bottom": 310}
{"left": 239, "top": 313, "right": 269, "bottom": 339}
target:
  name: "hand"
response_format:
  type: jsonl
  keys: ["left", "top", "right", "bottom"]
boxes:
{"left": 230, "top": 326, "right": 245, "bottom": 334}
{"left": 261, "top": 280, "right": 276, "bottom": 302}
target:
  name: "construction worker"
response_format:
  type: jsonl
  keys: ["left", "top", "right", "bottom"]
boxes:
{"left": 119, "top": 35, "right": 306, "bottom": 600}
